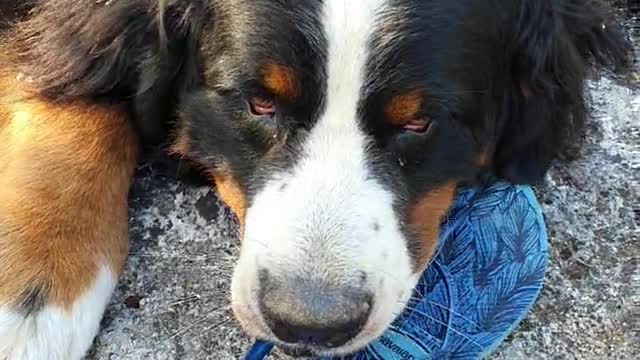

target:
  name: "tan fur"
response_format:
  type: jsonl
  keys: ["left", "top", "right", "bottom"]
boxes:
{"left": 408, "top": 182, "right": 457, "bottom": 273}
{"left": 261, "top": 63, "right": 299, "bottom": 101}
{"left": 384, "top": 89, "right": 424, "bottom": 126}
{"left": 474, "top": 151, "right": 491, "bottom": 167}
{"left": 171, "top": 128, "right": 248, "bottom": 232}
{"left": 210, "top": 172, "right": 247, "bottom": 231}
{"left": 0, "top": 71, "right": 137, "bottom": 309}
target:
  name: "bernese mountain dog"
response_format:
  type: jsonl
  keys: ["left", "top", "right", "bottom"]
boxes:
{"left": 0, "top": 0, "right": 632, "bottom": 358}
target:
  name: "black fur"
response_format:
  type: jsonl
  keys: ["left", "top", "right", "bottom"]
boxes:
{"left": 0, "top": 1, "right": 32, "bottom": 29}
{"left": 492, "top": 0, "right": 632, "bottom": 183}
{"left": 11, "top": 0, "right": 207, "bottom": 144}
{"left": 16, "top": 283, "right": 49, "bottom": 315}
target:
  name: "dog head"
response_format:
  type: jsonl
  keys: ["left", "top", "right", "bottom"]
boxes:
{"left": 16, "top": 0, "right": 631, "bottom": 356}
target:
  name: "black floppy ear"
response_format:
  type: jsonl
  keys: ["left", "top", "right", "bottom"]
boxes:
{"left": 493, "top": 0, "right": 632, "bottom": 184}
{"left": 14, "top": 0, "right": 206, "bottom": 143}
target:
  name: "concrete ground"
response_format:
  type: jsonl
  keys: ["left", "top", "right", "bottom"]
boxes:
{"left": 87, "top": 24, "right": 639, "bottom": 360}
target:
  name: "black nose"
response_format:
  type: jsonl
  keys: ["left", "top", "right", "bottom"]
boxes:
{"left": 259, "top": 271, "right": 373, "bottom": 348}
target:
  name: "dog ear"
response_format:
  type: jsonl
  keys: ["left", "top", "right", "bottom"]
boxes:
{"left": 13, "top": 0, "right": 207, "bottom": 143}
{"left": 492, "top": 0, "right": 632, "bottom": 184}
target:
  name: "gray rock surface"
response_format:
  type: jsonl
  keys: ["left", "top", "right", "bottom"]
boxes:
{"left": 489, "top": 76, "right": 639, "bottom": 360}
{"left": 88, "top": 33, "right": 639, "bottom": 360}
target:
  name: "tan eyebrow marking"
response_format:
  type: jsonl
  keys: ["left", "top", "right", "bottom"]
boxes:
{"left": 261, "top": 63, "right": 299, "bottom": 101}
{"left": 384, "top": 89, "right": 424, "bottom": 125}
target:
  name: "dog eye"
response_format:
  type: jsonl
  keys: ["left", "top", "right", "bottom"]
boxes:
{"left": 249, "top": 97, "right": 276, "bottom": 117}
{"left": 402, "top": 118, "right": 432, "bottom": 134}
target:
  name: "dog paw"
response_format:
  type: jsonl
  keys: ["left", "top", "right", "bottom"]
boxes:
{"left": 0, "top": 268, "right": 117, "bottom": 360}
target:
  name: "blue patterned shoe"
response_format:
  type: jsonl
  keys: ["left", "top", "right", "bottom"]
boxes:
{"left": 246, "top": 182, "right": 549, "bottom": 360}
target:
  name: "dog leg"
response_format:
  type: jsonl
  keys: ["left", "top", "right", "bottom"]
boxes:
{"left": 0, "top": 85, "right": 137, "bottom": 359}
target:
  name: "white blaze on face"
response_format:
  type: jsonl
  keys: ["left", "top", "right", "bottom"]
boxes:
{"left": 232, "top": 0, "right": 418, "bottom": 353}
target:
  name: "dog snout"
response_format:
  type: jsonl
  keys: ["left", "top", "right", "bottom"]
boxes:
{"left": 258, "top": 270, "right": 373, "bottom": 348}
